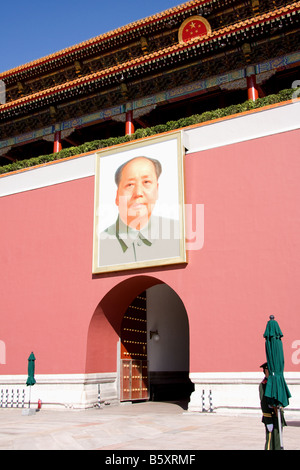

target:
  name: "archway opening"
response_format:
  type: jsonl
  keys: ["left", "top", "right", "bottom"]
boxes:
{"left": 118, "top": 282, "right": 193, "bottom": 403}
{"left": 86, "top": 276, "right": 193, "bottom": 404}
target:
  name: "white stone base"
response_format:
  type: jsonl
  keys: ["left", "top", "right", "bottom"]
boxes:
{"left": 1, "top": 371, "right": 299, "bottom": 416}
{"left": 0, "top": 373, "right": 118, "bottom": 410}
{"left": 189, "top": 372, "right": 300, "bottom": 418}
{"left": 21, "top": 408, "right": 37, "bottom": 416}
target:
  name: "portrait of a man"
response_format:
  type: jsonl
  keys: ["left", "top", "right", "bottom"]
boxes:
{"left": 92, "top": 132, "right": 186, "bottom": 273}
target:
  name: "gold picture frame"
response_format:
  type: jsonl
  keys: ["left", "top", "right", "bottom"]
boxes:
{"left": 92, "top": 131, "right": 187, "bottom": 274}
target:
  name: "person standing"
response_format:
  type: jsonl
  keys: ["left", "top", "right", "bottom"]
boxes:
{"left": 259, "top": 362, "right": 286, "bottom": 450}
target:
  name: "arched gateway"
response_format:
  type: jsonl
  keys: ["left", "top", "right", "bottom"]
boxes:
{"left": 86, "top": 276, "right": 193, "bottom": 405}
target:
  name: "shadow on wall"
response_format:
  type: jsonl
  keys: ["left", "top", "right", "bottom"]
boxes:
{"left": 147, "top": 284, "right": 194, "bottom": 401}
{"left": 85, "top": 275, "right": 163, "bottom": 373}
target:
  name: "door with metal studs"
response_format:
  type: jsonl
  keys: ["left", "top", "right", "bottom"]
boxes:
{"left": 120, "top": 291, "right": 149, "bottom": 401}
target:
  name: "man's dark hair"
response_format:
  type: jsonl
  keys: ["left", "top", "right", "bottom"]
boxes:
{"left": 114, "top": 156, "right": 162, "bottom": 186}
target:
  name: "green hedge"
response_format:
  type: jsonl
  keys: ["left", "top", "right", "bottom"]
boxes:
{"left": 0, "top": 87, "right": 298, "bottom": 175}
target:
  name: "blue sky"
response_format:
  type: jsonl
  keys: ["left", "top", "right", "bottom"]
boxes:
{"left": 0, "top": 0, "right": 180, "bottom": 73}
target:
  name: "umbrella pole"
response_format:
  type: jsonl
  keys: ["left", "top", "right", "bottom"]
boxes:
{"left": 277, "top": 406, "right": 284, "bottom": 450}
{"left": 28, "top": 386, "right": 31, "bottom": 409}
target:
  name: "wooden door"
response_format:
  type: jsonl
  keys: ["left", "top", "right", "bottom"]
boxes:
{"left": 120, "top": 292, "right": 149, "bottom": 401}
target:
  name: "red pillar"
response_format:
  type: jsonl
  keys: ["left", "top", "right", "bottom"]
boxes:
{"left": 53, "top": 131, "right": 62, "bottom": 153}
{"left": 125, "top": 111, "right": 134, "bottom": 135}
{"left": 247, "top": 74, "right": 259, "bottom": 101}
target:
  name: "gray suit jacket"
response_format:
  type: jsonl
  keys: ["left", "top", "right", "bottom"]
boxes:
{"left": 99, "top": 215, "right": 181, "bottom": 267}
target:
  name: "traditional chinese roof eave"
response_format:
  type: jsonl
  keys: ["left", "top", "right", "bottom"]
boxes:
{"left": 0, "top": 0, "right": 209, "bottom": 80}
{"left": 0, "top": 0, "right": 275, "bottom": 82}
{"left": 0, "top": 2, "right": 299, "bottom": 118}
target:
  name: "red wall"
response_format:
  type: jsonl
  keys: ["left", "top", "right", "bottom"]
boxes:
{"left": 185, "top": 129, "right": 300, "bottom": 373}
{"left": 1, "top": 128, "right": 300, "bottom": 376}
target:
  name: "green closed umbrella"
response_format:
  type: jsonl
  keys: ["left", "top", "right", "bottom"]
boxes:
{"left": 263, "top": 317, "right": 291, "bottom": 407}
{"left": 263, "top": 316, "right": 291, "bottom": 449}
{"left": 26, "top": 352, "right": 36, "bottom": 408}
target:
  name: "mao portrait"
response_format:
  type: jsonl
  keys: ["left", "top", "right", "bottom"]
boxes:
{"left": 92, "top": 132, "right": 186, "bottom": 273}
